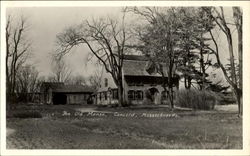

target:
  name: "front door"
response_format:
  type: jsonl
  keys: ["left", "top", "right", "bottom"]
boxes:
{"left": 147, "top": 88, "right": 160, "bottom": 104}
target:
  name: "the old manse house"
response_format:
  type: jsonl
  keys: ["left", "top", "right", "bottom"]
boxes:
{"left": 40, "top": 82, "right": 94, "bottom": 105}
{"left": 95, "top": 55, "right": 180, "bottom": 106}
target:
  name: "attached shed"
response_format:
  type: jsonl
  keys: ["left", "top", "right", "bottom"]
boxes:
{"left": 40, "top": 82, "right": 94, "bottom": 105}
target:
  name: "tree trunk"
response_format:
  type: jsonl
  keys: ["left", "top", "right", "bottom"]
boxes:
{"left": 226, "top": 29, "right": 237, "bottom": 85}
{"left": 184, "top": 76, "right": 188, "bottom": 88}
{"left": 184, "top": 76, "right": 191, "bottom": 89}
{"left": 238, "top": 28, "right": 242, "bottom": 90}
{"left": 200, "top": 46, "right": 206, "bottom": 90}
{"left": 117, "top": 82, "right": 124, "bottom": 106}
{"left": 236, "top": 9, "right": 242, "bottom": 117}
{"left": 226, "top": 26, "right": 241, "bottom": 117}
{"left": 187, "top": 77, "right": 192, "bottom": 89}
{"left": 233, "top": 7, "right": 242, "bottom": 117}
{"left": 233, "top": 88, "right": 242, "bottom": 117}
{"left": 169, "top": 87, "right": 174, "bottom": 110}
{"left": 233, "top": 7, "right": 242, "bottom": 91}
{"left": 168, "top": 66, "right": 174, "bottom": 110}
{"left": 236, "top": 23, "right": 242, "bottom": 117}
{"left": 186, "top": 48, "right": 192, "bottom": 89}
{"left": 184, "top": 51, "right": 191, "bottom": 89}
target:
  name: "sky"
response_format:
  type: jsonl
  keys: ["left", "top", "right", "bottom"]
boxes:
{"left": 6, "top": 7, "right": 123, "bottom": 78}
{"left": 6, "top": 7, "right": 239, "bottom": 85}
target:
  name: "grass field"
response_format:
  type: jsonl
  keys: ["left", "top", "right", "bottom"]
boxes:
{"left": 6, "top": 104, "right": 242, "bottom": 149}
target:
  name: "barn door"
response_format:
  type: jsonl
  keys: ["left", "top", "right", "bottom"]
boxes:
{"left": 53, "top": 93, "right": 67, "bottom": 105}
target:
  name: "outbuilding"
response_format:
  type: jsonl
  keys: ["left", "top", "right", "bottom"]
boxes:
{"left": 40, "top": 82, "right": 94, "bottom": 105}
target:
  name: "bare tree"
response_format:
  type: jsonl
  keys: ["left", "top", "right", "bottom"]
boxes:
{"left": 6, "top": 15, "right": 31, "bottom": 103}
{"left": 51, "top": 57, "right": 72, "bottom": 83}
{"left": 88, "top": 71, "right": 102, "bottom": 91}
{"left": 56, "top": 12, "right": 129, "bottom": 106}
{"left": 16, "top": 65, "right": 39, "bottom": 102}
{"left": 233, "top": 7, "right": 242, "bottom": 95}
{"left": 204, "top": 7, "right": 243, "bottom": 116}
{"left": 68, "top": 75, "right": 87, "bottom": 85}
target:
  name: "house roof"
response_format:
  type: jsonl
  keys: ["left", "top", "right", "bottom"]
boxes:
{"left": 123, "top": 59, "right": 162, "bottom": 77}
{"left": 122, "top": 55, "right": 179, "bottom": 77}
{"left": 41, "top": 82, "right": 64, "bottom": 89}
{"left": 41, "top": 82, "right": 94, "bottom": 93}
{"left": 53, "top": 85, "right": 95, "bottom": 93}
{"left": 122, "top": 55, "right": 149, "bottom": 61}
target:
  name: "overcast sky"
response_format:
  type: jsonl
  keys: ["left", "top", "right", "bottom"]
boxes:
{"left": 6, "top": 7, "right": 238, "bottom": 84}
{"left": 6, "top": 7, "right": 124, "bottom": 78}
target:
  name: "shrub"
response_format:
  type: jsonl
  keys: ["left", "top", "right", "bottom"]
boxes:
{"left": 12, "top": 111, "right": 42, "bottom": 118}
{"left": 218, "top": 92, "right": 236, "bottom": 105}
{"left": 176, "top": 89, "right": 219, "bottom": 110}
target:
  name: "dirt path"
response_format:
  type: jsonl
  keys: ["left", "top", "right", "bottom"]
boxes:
{"left": 214, "top": 104, "right": 238, "bottom": 112}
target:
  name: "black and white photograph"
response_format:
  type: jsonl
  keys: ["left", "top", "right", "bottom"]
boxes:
{"left": 0, "top": 1, "right": 250, "bottom": 155}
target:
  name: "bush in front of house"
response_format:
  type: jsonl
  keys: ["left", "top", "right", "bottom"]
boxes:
{"left": 12, "top": 111, "right": 42, "bottom": 118}
{"left": 176, "top": 89, "right": 219, "bottom": 110}
{"left": 218, "top": 92, "right": 236, "bottom": 105}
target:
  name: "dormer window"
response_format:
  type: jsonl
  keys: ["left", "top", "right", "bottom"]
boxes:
{"left": 104, "top": 78, "right": 108, "bottom": 87}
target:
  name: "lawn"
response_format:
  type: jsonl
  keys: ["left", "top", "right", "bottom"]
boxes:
{"left": 6, "top": 104, "right": 242, "bottom": 149}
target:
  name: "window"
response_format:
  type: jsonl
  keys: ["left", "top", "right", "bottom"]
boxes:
{"left": 134, "top": 91, "right": 138, "bottom": 99}
{"left": 86, "top": 94, "right": 89, "bottom": 100}
{"left": 84, "top": 94, "right": 89, "bottom": 100}
{"left": 104, "top": 92, "right": 107, "bottom": 100}
{"left": 99, "top": 93, "right": 102, "bottom": 101}
{"left": 112, "top": 89, "right": 118, "bottom": 99}
{"left": 104, "top": 78, "right": 108, "bottom": 87}
{"left": 128, "top": 90, "right": 134, "bottom": 100}
{"left": 161, "top": 91, "right": 167, "bottom": 100}
{"left": 128, "top": 90, "right": 143, "bottom": 101}
{"left": 135, "top": 90, "right": 144, "bottom": 100}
